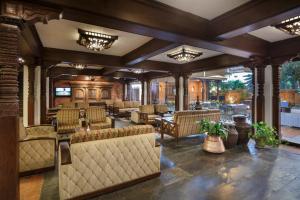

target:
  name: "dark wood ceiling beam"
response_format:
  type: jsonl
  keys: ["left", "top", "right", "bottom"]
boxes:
{"left": 210, "top": 0, "right": 300, "bottom": 39}
{"left": 131, "top": 60, "right": 180, "bottom": 72}
{"left": 185, "top": 54, "right": 248, "bottom": 72}
{"left": 122, "top": 39, "right": 179, "bottom": 66}
{"left": 48, "top": 67, "right": 103, "bottom": 78}
{"left": 35, "top": 0, "right": 266, "bottom": 57}
{"left": 269, "top": 37, "right": 300, "bottom": 59}
{"left": 20, "top": 23, "right": 43, "bottom": 57}
{"left": 43, "top": 48, "right": 122, "bottom": 67}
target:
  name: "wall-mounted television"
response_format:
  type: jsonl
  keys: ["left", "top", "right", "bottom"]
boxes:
{"left": 55, "top": 87, "right": 72, "bottom": 97}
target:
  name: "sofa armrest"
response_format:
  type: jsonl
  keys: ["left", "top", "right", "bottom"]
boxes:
{"left": 106, "top": 116, "right": 115, "bottom": 128}
{"left": 113, "top": 106, "right": 120, "bottom": 115}
{"left": 60, "top": 142, "right": 72, "bottom": 165}
{"left": 139, "top": 112, "right": 149, "bottom": 123}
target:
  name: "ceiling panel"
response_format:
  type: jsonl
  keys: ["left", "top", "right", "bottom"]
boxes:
{"left": 156, "top": 0, "right": 250, "bottom": 20}
{"left": 148, "top": 45, "right": 223, "bottom": 64}
{"left": 35, "top": 19, "right": 152, "bottom": 56}
{"left": 249, "top": 26, "right": 298, "bottom": 42}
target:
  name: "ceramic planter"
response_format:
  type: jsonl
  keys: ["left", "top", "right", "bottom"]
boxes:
{"left": 203, "top": 135, "right": 225, "bottom": 153}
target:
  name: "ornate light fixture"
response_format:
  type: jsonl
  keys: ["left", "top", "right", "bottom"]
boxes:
{"left": 77, "top": 29, "right": 118, "bottom": 51}
{"left": 167, "top": 47, "right": 202, "bottom": 62}
{"left": 274, "top": 16, "right": 300, "bottom": 35}
{"left": 129, "top": 69, "right": 147, "bottom": 74}
{"left": 71, "top": 63, "right": 86, "bottom": 70}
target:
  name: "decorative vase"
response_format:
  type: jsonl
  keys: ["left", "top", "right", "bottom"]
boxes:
{"left": 203, "top": 135, "right": 225, "bottom": 153}
{"left": 233, "top": 115, "right": 251, "bottom": 145}
{"left": 255, "top": 138, "right": 266, "bottom": 148}
{"left": 223, "top": 123, "right": 238, "bottom": 149}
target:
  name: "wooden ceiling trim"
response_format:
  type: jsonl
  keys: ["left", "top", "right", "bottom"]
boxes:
{"left": 210, "top": 0, "right": 300, "bottom": 39}
{"left": 34, "top": 0, "right": 266, "bottom": 57}
{"left": 269, "top": 37, "right": 300, "bottom": 59}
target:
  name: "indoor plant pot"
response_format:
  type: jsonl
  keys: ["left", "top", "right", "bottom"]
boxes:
{"left": 250, "top": 122, "right": 279, "bottom": 148}
{"left": 198, "top": 119, "right": 228, "bottom": 154}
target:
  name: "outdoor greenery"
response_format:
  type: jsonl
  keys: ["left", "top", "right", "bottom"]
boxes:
{"left": 243, "top": 73, "right": 253, "bottom": 91}
{"left": 220, "top": 80, "right": 246, "bottom": 92}
{"left": 280, "top": 61, "right": 300, "bottom": 90}
{"left": 250, "top": 122, "right": 280, "bottom": 148}
{"left": 198, "top": 119, "right": 228, "bottom": 139}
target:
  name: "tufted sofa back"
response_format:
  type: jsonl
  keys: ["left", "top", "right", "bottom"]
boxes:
{"left": 139, "top": 105, "right": 155, "bottom": 114}
{"left": 71, "top": 125, "right": 154, "bottom": 144}
{"left": 86, "top": 107, "right": 106, "bottom": 123}
{"left": 154, "top": 104, "right": 169, "bottom": 113}
{"left": 174, "top": 109, "right": 221, "bottom": 137}
{"left": 59, "top": 125, "right": 160, "bottom": 199}
{"left": 57, "top": 109, "right": 80, "bottom": 126}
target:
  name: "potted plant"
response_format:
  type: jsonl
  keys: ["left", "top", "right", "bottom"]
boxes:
{"left": 198, "top": 119, "right": 228, "bottom": 153}
{"left": 250, "top": 122, "right": 280, "bottom": 148}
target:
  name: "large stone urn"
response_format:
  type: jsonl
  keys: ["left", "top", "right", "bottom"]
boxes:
{"left": 233, "top": 115, "right": 251, "bottom": 145}
{"left": 203, "top": 135, "right": 225, "bottom": 153}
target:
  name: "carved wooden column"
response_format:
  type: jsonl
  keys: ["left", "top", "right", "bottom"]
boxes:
{"left": 141, "top": 80, "right": 145, "bottom": 105}
{"left": 272, "top": 64, "right": 281, "bottom": 137}
{"left": 122, "top": 81, "right": 126, "bottom": 101}
{"left": 0, "top": 16, "right": 22, "bottom": 200}
{"left": 206, "top": 80, "right": 210, "bottom": 101}
{"left": 49, "top": 77, "right": 54, "bottom": 108}
{"left": 28, "top": 65, "right": 35, "bottom": 125}
{"left": 201, "top": 79, "right": 205, "bottom": 101}
{"left": 183, "top": 73, "right": 190, "bottom": 110}
{"left": 216, "top": 80, "right": 220, "bottom": 101}
{"left": 147, "top": 79, "right": 151, "bottom": 104}
{"left": 256, "top": 66, "right": 266, "bottom": 122}
{"left": 251, "top": 67, "right": 256, "bottom": 124}
{"left": 40, "top": 61, "right": 47, "bottom": 124}
{"left": 174, "top": 73, "right": 180, "bottom": 111}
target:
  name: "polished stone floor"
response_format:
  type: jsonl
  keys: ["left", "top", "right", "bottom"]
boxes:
{"left": 281, "top": 126, "right": 300, "bottom": 145}
{"left": 21, "top": 119, "right": 300, "bottom": 200}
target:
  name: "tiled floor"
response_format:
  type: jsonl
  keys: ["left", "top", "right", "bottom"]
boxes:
{"left": 20, "top": 119, "right": 300, "bottom": 200}
{"left": 281, "top": 126, "right": 300, "bottom": 145}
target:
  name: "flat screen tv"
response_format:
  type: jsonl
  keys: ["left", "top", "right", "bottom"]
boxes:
{"left": 55, "top": 87, "right": 71, "bottom": 97}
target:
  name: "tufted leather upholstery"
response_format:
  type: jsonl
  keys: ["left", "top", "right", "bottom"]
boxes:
{"left": 59, "top": 125, "right": 160, "bottom": 199}
{"left": 161, "top": 109, "right": 221, "bottom": 142}
{"left": 86, "top": 107, "right": 113, "bottom": 129}
{"left": 57, "top": 109, "right": 80, "bottom": 134}
{"left": 19, "top": 122, "right": 56, "bottom": 174}
{"left": 20, "top": 138, "right": 55, "bottom": 173}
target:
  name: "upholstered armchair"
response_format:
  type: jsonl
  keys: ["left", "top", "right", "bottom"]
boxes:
{"left": 112, "top": 101, "right": 140, "bottom": 117}
{"left": 137, "top": 105, "right": 160, "bottom": 125}
{"left": 19, "top": 119, "right": 56, "bottom": 175}
{"left": 86, "top": 107, "right": 115, "bottom": 129}
{"left": 56, "top": 109, "right": 81, "bottom": 134}
{"left": 161, "top": 109, "right": 221, "bottom": 143}
{"left": 154, "top": 104, "right": 171, "bottom": 117}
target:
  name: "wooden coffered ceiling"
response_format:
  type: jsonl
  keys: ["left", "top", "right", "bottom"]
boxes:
{"left": 18, "top": 0, "right": 300, "bottom": 80}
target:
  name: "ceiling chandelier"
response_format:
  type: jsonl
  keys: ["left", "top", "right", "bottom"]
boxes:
{"left": 274, "top": 16, "right": 300, "bottom": 35}
{"left": 129, "top": 69, "right": 147, "bottom": 74}
{"left": 77, "top": 29, "right": 118, "bottom": 51}
{"left": 167, "top": 47, "right": 202, "bottom": 62}
{"left": 71, "top": 63, "right": 86, "bottom": 70}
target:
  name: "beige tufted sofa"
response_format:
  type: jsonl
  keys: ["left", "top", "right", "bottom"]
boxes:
{"left": 86, "top": 107, "right": 114, "bottom": 129}
{"left": 58, "top": 125, "right": 160, "bottom": 200}
{"left": 19, "top": 119, "right": 57, "bottom": 175}
{"left": 161, "top": 109, "right": 221, "bottom": 143}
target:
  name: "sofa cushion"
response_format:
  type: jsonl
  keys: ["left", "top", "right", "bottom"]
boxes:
{"left": 124, "top": 101, "right": 132, "bottom": 108}
{"left": 119, "top": 108, "right": 139, "bottom": 113}
{"left": 71, "top": 125, "right": 154, "bottom": 144}
{"left": 155, "top": 104, "right": 169, "bottom": 113}
{"left": 140, "top": 105, "right": 155, "bottom": 114}
{"left": 114, "top": 101, "right": 124, "bottom": 109}
{"left": 131, "top": 101, "right": 141, "bottom": 108}
{"left": 90, "top": 121, "right": 111, "bottom": 129}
